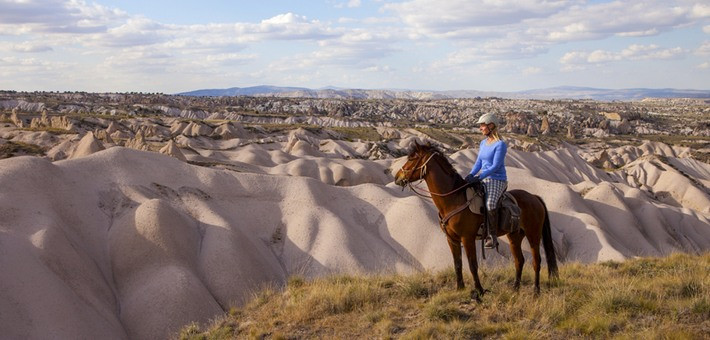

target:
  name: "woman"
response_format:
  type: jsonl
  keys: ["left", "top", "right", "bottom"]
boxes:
{"left": 465, "top": 112, "right": 508, "bottom": 249}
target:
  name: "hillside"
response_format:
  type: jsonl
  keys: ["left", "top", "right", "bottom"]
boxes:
{"left": 180, "top": 253, "right": 710, "bottom": 339}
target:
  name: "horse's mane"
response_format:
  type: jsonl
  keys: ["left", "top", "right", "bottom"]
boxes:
{"left": 411, "top": 143, "right": 467, "bottom": 187}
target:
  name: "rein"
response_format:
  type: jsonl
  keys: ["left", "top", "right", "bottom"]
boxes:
{"left": 407, "top": 181, "right": 470, "bottom": 198}
{"left": 400, "top": 150, "right": 482, "bottom": 231}
{"left": 402, "top": 151, "right": 469, "bottom": 198}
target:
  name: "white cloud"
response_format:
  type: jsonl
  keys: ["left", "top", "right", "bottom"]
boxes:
{"left": 698, "top": 62, "right": 710, "bottom": 69}
{"left": 333, "top": 0, "right": 362, "bottom": 9}
{"left": 384, "top": 0, "right": 572, "bottom": 36}
{"left": 9, "top": 41, "right": 53, "bottom": 53}
{"left": 621, "top": 44, "right": 685, "bottom": 60}
{"left": 690, "top": 4, "right": 710, "bottom": 19}
{"left": 0, "top": 56, "right": 72, "bottom": 82}
{"left": 85, "top": 17, "right": 170, "bottom": 48}
{"left": 697, "top": 41, "right": 710, "bottom": 56}
{"left": 615, "top": 28, "right": 659, "bottom": 37}
{"left": 261, "top": 12, "right": 306, "bottom": 25}
{"left": 560, "top": 51, "right": 587, "bottom": 65}
{"left": 561, "top": 44, "right": 687, "bottom": 65}
{"left": 522, "top": 66, "right": 542, "bottom": 75}
{"left": 432, "top": 37, "right": 549, "bottom": 68}
{"left": 205, "top": 53, "right": 257, "bottom": 65}
{"left": 704, "top": 25, "right": 710, "bottom": 34}
{"left": 384, "top": 0, "right": 710, "bottom": 52}
{"left": 546, "top": 22, "right": 602, "bottom": 42}
{"left": 0, "top": 0, "right": 126, "bottom": 34}
{"left": 587, "top": 50, "right": 619, "bottom": 63}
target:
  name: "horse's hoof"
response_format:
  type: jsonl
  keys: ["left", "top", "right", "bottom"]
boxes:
{"left": 471, "top": 289, "right": 487, "bottom": 302}
{"left": 471, "top": 291, "right": 482, "bottom": 302}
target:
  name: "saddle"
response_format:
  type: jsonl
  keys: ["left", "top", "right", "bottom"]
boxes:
{"left": 466, "top": 188, "right": 521, "bottom": 237}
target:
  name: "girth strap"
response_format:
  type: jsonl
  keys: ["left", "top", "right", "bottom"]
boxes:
{"left": 438, "top": 194, "right": 476, "bottom": 233}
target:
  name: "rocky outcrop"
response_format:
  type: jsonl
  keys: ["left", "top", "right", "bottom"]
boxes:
{"left": 159, "top": 140, "right": 187, "bottom": 161}
{"left": 124, "top": 131, "right": 150, "bottom": 151}
{"left": 10, "top": 110, "right": 23, "bottom": 128}
{"left": 69, "top": 132, "right": 105, "bottom": 159}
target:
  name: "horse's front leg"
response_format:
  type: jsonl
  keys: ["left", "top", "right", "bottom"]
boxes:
{"left": 446, "top": 237, "right": 465, "bottom": 289}
{"left": 462, "top": 237, "right": 485, "bottom": 301}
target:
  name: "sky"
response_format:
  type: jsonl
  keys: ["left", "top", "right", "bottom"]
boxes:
{"left": 0, "top": 0, "right": 709, "bottom": 93}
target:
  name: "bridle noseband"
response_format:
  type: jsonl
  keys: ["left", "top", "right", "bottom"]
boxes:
{"left": 398, "top": 151, "right": 438, "bottom": 187}
{"left": 399, "top": 151, "right": 470, "bottom": 198}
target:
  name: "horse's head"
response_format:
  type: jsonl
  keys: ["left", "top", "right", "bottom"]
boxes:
{"left": 394, "top": 141, "right": 438, "bottom": 187}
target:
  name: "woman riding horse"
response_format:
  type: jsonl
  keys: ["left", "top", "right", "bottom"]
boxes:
{"left": 465, "top": 112, "right": 507, "bottom": 249}
{"left": 394, "top": 141, "right": 558, "bottom": 297}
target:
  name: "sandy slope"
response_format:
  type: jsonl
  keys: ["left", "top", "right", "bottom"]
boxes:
{"left": 0, "top": 148, "right": 445, "bottom": 339}
{"left": 1, "top": 137, "right": 708, "bottom": 339}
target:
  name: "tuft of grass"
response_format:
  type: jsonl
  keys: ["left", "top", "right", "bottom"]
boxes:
{"left": 328, "top": 126, "right": 382, "bottom": 141}
{"left": 20, "top": 127, "right": 77, "bottom": 135}
{"left": 414, "top": 127, "right": 465, "bottom": 148}
{"left": 181, "top": 253, "right": 710, "bottom": 339}
{"left": 0, "top": 141, "right": 46, "bottom": 158}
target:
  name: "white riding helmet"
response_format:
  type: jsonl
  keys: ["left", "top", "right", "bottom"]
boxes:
{"left": 476, "top": 112, "right": 500, "bottom": 126}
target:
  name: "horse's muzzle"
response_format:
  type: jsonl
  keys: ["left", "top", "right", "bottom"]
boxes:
{"left": 394, "top": 173, "right": 407, "bottom": 187}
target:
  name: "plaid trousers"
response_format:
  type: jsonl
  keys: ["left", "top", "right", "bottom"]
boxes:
{"left": 483, "top": 178, "right": 507, "bottom": 211}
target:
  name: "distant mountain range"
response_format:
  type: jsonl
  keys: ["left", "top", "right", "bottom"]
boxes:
{"left": 177, "top": 85, "right": 710, "bottom": 101}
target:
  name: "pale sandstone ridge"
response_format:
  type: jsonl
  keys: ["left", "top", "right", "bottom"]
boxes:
{"left": 69, "top": 131, "right": 105, "bottom": 159}
{"left": 0, "top": 148, "right": 442, "bottom": 339}
{"left": 159, "top": 139, "right": 187, "bottom": 161}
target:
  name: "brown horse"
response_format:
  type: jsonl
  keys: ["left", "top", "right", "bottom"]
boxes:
{"left": 394, "top": 142, "right": 558, "bottom": 299}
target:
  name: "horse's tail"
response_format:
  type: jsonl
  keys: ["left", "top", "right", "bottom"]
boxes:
{"left": 538, "top": 196, "right": 559, "bottom": 280}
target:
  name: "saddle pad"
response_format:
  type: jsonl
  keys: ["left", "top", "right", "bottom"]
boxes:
{"left": 466, "top": 187, "right": 485, "bottom": 215}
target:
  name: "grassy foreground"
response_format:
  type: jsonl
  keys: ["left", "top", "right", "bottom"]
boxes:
{"left": 180, "top": 253, "right": 709, "bottom": 339}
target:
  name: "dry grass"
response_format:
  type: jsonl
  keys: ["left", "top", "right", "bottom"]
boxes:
{"left": 327, "top": 126, "right": 382, "bottom": 142}
{"left": 20, "top": 127, "right": 77, "bottom": 135}
{"left": 414, "top": 128, "right": 466, "bottom": 148}
{"left": 180, "top": 253, "right": 709, "bottom": 339}
{"left": 0, "top": 141, "right": 45, "bottom": 159}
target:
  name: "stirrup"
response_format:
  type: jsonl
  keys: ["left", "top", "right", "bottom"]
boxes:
{"left": 484, "top": 236, "right": 498, "bottom": 249}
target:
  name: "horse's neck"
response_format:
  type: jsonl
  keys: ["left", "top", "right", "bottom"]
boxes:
{"left": 423, "top": 161, "right": 462, "bottom": 213}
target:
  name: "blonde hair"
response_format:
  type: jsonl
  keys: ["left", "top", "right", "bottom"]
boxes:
{"left": 488, "top": 124, "right": 502, "bottom": 142}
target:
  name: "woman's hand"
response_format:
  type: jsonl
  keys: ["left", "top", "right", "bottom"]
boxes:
{"left": 465, "top": 174, "right": 480, "bottom": 184}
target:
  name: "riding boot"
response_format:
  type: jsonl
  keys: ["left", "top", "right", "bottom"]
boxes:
{"left": 484, "top": 208, "right": 499, "bottom": 249}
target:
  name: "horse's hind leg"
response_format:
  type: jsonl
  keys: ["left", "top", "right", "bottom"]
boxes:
{"left": 447, "top": 238, "right": 465, "bottom": 289}
{"left": 462, "top": 237, "right": 485, "bottom": 300}
{"left": 529, "top": 239, "right": 542, "bottom": 295}
{"left": 507, "top": 231, "right": 525, "bottom": 290}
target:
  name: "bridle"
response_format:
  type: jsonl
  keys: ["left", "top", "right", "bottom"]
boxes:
{"left": 399, "top": 151, "right": 469, "bottom": 198}
{"left": 398, "top": 151, "right": 437, "bottom": 185}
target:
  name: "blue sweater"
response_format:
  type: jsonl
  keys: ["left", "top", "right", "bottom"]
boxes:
{"left": 469, "top": 139, "right": 508, "bottom": 181}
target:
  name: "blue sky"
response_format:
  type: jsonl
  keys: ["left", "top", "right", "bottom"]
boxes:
{"left": 0, "top": 0, "right": 709, "bottom": 93}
